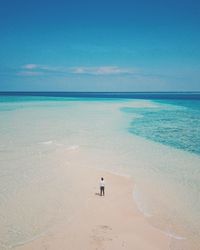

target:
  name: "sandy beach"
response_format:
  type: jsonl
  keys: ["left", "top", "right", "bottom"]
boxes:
{"left": 14, "top": 169, "right": 169, "bottom": 250}
{"left": 1, "top": 97, "right": 199, "bottom": 250}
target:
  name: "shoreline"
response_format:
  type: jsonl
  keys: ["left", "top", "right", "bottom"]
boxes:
{"left": 14, "top": 169, "right": 170, "bottom": 250}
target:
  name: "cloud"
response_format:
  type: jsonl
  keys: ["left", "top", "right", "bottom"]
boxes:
{"left": 20, "top": 64, "right": 138, "bottom": 76}
{"left": 22, "top": 64, "right": 66, "bottom": 73}
{"left": 23, "top": 64, "right": 38, "bottom": 70}
{"left": 69, "top": 66, "right": 136, "bottom": 75}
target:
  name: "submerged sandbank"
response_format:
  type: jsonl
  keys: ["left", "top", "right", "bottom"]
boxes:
{"left": 0, "top": 97, "right": 199, "bottom": 249}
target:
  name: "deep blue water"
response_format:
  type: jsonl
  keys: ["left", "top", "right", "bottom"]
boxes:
{"left": 0, "top": 91, "right": 200, "bottom": 100}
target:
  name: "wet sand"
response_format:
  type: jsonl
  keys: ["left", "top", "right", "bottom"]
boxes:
{"left": 14, "top": 169, "right": 169, "bottom": 250}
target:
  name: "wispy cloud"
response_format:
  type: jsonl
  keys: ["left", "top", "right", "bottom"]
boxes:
{"left": 22, "top": 64, "right": 61, "bottom": 72}
{"left": 23, "top": 64, "right": 38, "bottom": 70}
{"left": 20, "top": 64, "right": 138, "bottom": 76}
{"left": 69, "top": 66, "right": 137, "bottom": 75}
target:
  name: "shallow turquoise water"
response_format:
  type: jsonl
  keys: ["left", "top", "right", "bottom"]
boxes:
{"left": 122, "top": 99, "right": 200, "bottom": 155}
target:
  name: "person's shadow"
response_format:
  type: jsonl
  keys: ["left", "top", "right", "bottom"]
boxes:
{"left": 95, "top": 192, "right": 101, "bottom": 196}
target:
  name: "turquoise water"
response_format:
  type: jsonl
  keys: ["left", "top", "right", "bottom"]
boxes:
{"left": 0, "top": 93, "right": 199, "bottom": 249}
{"left": 122, "top": 99, "right": 200, "bottom": 155}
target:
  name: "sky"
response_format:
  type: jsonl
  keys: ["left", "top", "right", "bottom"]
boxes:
{"left": 0, "top": 0, "right": 200, "bottom": 91}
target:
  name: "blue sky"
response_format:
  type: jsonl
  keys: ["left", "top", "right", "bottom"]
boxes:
{"left": 0, "top": 0, "right": 200, "bottom": 91}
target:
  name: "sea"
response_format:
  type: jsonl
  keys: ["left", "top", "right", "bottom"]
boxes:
{"left": 0, "top": 92, "right": 199, "bottom": 249}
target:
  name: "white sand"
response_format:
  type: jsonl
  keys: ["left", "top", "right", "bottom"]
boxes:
{"left": 15, "top": 169, "right": 170, "bottom": 250}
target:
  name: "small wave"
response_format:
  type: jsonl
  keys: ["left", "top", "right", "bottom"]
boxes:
{"left": 132, "top": 187, "right": 187, "bottom": 242}
{"left": 132, "top": 187, "right": 152, "bottom": 217}
{"left": 39, "top": 140, "right": 53, "bottom": 145}
{"left": 55, "top": 143, "right": 64, "bottom": 146}
{"left": 165, "top": 231, "right": 186, "bottom": 240}
{"left": 66, "top": 145, "right": 79, "bottom": 151}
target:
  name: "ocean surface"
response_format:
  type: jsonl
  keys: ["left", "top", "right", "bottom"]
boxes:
{"left": 0, "top": 92, "right": 199, "bottom": 249}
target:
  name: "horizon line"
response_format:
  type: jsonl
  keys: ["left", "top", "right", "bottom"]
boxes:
{"left": 0, "top": 91, "right": 200, "bottom": 93}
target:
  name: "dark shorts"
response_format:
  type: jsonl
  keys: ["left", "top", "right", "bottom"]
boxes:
{"left": 100, "top": 186, "right": 105, "bottom": 195}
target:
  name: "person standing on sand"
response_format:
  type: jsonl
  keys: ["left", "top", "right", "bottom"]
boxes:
{"left": 100, "top": 177, "right": 105, "bottom": 196}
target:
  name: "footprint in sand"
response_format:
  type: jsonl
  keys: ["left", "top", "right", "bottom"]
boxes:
{"left": 90, "top": 225, "right": 113, "bottom": 249}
